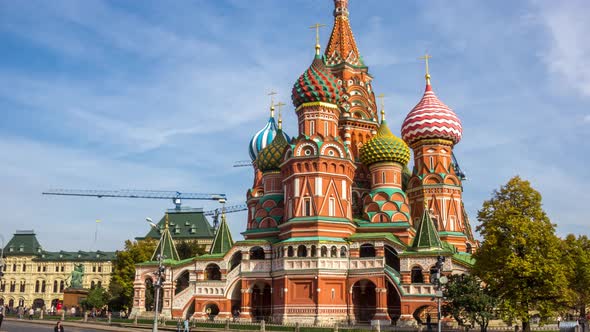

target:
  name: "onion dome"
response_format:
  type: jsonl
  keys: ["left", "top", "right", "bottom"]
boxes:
{"left": 257, "top": 129, "right": 289, "bottom": 172}
{"left": 401, "top": 80, "right": 462, "bottom": 146}
{"left": 360, "top": 113, "right": 411, "bottom": 166}
{"left": 292, "top": 53, "right": 343, "bottom": 108}
{"left": 249, "top": 106, "right": 289, "bottom": 161}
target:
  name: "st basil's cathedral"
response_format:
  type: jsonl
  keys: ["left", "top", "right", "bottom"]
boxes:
{"left": 131, "top": 0, "right": 477, "bottom": 326}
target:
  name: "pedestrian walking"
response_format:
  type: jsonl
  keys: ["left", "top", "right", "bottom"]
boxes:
{"left": 29, "top": 307, "right": 34, "bottom": 319}
{"left": 0, "top": 304, "right": 4, "bottom": 329}
{"left": 184, "top": 317, "right": 190, "bottom": 332}
{"left": 54, "top": 320, "right": 65, "bottom": 332}
{"left": 558, "top": 315, "right": 562, "bottom": 328}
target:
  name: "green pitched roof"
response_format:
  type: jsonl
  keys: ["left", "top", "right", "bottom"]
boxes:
{"left": 4, "top": 230, "right": 115, "bottom": 261}
{"left": 4, "top": 230, "right": 43, "bottom": 255}
{"left": 411, "top": 208, "right": 442, "bottom": 250}
{"left": 137, "top": 208, "right": 215, "bottom": 241}
{"left": 151, "top": 216, "right": 180, "bottom": 261}
{"left": 209, "top": 214, "right": 234, "bottom": 255}
{"left": 36, "top": 250, "right": 116, "bottom": 261}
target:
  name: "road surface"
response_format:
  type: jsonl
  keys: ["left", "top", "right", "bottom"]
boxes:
{"left": 1, "top": 320, "right": 133, "bottom": 332}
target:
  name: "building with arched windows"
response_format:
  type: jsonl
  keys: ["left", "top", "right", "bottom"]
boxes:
{"left": 131, "top": 0, "right": 477, "bottom": 326}
{"left": 0, "top": 230, "right": 115, "bottom": 311}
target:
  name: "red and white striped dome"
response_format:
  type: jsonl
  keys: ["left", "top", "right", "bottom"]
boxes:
{"left": 401, "top": 83, "right": 462, "bottom": 146}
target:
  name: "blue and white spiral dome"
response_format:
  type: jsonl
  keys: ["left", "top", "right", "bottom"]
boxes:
{"left": 249, "top": 115, "right": 290, "bottom": 162}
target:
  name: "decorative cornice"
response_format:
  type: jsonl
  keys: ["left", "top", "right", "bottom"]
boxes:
{"left": 295, "top": 101, "right": 340, "bottom": 111}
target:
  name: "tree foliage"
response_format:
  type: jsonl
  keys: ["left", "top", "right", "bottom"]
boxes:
{"left": 472, "top": 176, "right": 568, "bottom": 332}
{"left": 83, "top": 286, "right": 109, "bottom": 310}
{"left": 561, "top": 234, "right": 590, "bottom": 317}
{"left": 176, "top": 240, "right": 207, "bottom": 260}
{"left": 442, "top": 274, "right": 497, "bottom": 332}
{"left": 108, "top": 238, "right": 157, "bottom": 311}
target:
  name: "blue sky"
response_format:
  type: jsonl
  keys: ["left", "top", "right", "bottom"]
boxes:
{"left": 0, "top": 0, "right": 588, "bottom": 251}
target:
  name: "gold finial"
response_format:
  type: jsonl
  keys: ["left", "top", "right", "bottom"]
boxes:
{"left": 377, "top": 93, "right": 386, "bottom": 122}
{"left": 276, "top": 102, "right": 286, "bottom": 129}
{"left": 268, "top": 91, "right": 277, "bottom": 117}
{"left": 419, "top": 53, "right": 432, "bottom": 85}
{"left": 309, "top": 23, "right": 326, "bottom": 55}
{"left": 164, "top": 213, "right": 169, "bottom": 230}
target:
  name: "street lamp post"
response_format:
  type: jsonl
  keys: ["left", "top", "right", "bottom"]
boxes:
{"left": 434, "top": 255, "right": 447, "bottom": 332}
{"left": 147, "top": 218, "right": 166, "bottom": 332}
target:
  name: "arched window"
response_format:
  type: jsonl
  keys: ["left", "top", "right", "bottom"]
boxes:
{"left": 384, "top": 245, "right": 400, "bottom": 272}
{"left": 311, "top": 245, "right": 317, "bottom": 257}
{"left": 53, "top": 280, "right": 58, "bottom": 293}
{"left": 91, "top": 281, "right": 95, "bottom": 289}
{"left": 249, "top": 247, "right": 265, "bottom": 260}
{"left": 229, "top": 252, "right": 243, "bottom": 271}
{"left": 360, "top": 243, "right": 376, "bottom": 258}
{"left": 59, "top": 280, "right": 65, "bottom": 292}
{"left": 175, "top": 271, "right": 190, "bottom": 295}
{"left": 287, "top": 246, "right": 295, "bottom": 257}
{"left": 411, "top": 266, "right": 424, "bottom": 283}
{"left": 466, "top": 243, "right": 473, "bottom": 254}
{"left": 330, "top": 246, "right": 338, "bottom": 257}
{"left": 297, "top": 245, "right": 307, "bottom": 257}
{"left": 35, "top": 280, "right": 40, "bottom": 293}
{"left": 340, "top": 246, "right": 347, "bottom": 258}
{"left": 97, "top": 281, "right": 102, "bottom": 288}
{"left": 205, "top": 264, "right": 221, "bottom": 281}
{"left": 321, "top": 246, "right": 328, "bottom": 257}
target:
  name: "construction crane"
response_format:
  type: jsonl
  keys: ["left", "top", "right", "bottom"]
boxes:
{"left": 42, "top": 189, "right": 227, "bottom": 209}
{"left": 451, "top": 152, "right": 466, "bottom": 180}
{"left": 203, "top": 204, "right": 248, "bottom": 228}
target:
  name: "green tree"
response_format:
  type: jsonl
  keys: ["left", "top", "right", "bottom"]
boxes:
{"left": 108, "top": 238, "right": 157, "bottom": 311}
{"left": 562, "top": 234, "right": 590, "bottom": 317}
{"left": 473, "top": 176, "right": 568, "bottom": 332}
{"left": 176, "top": 240, "right": 207, "bottom": 260}
{"left": 442, "top": 274, "right": 497, "bottom": 332}
{"left": 82, "top": 286, "right": 109, "bottom": 310}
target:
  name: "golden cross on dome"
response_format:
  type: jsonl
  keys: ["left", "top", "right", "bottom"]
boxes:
{"left": 276, "top": 102, "right": 286, "bottom": 129}
{"left": 419, "top": 52, "right": 432, "bottom": 84}
{"left": 164, "top": 213, "right": 169, "bottom": 230}
{"left": 268, "top": 91, "right": 277, "bottom": 117}
{"left": 309, "top": 23, "right": 326, "bottom": 54}
{"left": 377, "top": 93, "right": 386, "bottom": 120}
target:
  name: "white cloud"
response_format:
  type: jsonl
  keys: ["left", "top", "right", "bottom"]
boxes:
{"left": 533, "top": 0, "right": 590, "bottom": 98}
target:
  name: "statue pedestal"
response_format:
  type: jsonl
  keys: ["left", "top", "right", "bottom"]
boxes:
{"left": 63, "top": 288, "right": 89, "bottom": 310}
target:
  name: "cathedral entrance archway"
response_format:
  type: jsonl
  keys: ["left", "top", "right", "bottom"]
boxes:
{"left": 8, "top": 299, "right": 14, "bottom": 308}
{"left": 228, "top": 281, "right": 242, "bottom": 319}
{"left": 144, "top": 278, "right": 162, "bottom": 312}
{"left": 413, "top": 305, "right": 437, "bottom": 326}
{"left": 251, "top": 282, "right": 271, "bottom": 322}
{"left": 204, "top": 303, "right": 220, "bottom": 320}
{"left": 352, "top": 279, "right": 376, "bottom": 323}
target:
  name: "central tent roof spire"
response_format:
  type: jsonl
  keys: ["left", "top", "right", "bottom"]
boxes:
{"left": 324, "top": 0, "right": 362, "bottom": 66}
